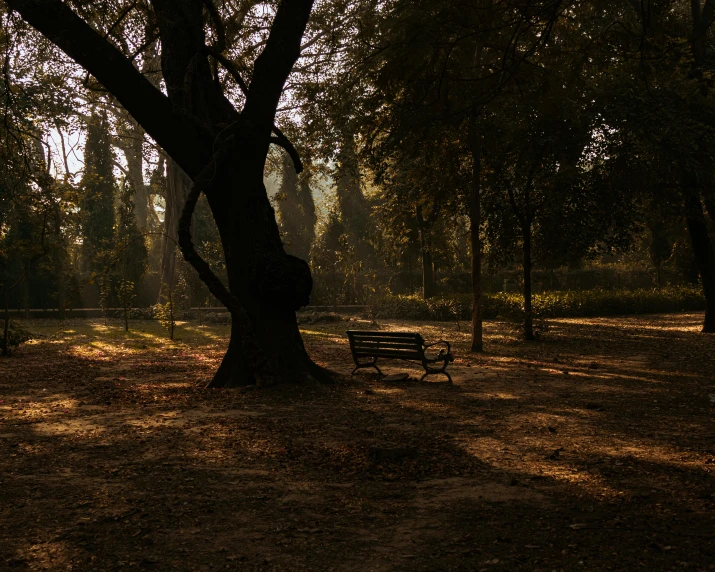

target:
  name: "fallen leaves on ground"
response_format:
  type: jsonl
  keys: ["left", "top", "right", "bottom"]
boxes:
{"left": 0, "top": 314, "right": 714, "bottom": 571}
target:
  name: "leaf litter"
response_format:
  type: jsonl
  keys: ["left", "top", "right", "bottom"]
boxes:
{"left": 0, "top": 314, "right": 713, "bottom": 570}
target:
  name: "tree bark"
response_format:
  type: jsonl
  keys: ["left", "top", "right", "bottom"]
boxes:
{"left": 183, "top": 154, "right": 321, "bottom": 387}
{"left": 420, "top": 236, "right": 436, "bottom": 299}
{"left": 683, "top": 190, "right": 715, "bottom": 332}
{"left": 469, "top": 128, "right": 483, "bottom": 352}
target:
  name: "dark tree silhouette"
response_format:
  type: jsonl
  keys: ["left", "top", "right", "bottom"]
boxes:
{"left": 7, "top": 0, "right": 325, "bottom": 386}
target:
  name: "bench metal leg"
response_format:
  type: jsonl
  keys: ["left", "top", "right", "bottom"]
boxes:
{"left": 351, "top": 359, "right": 382, "bottom": 376}
{"left": 420, "top": 360, "right": 453, "bottom": 383}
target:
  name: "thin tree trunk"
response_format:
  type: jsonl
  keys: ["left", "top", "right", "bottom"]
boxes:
{"left": 127, "top": 122, "right": 149, "bottom": 230}
{"left": 158, "top": 158, "right": 190, "bottom": 302}
{"left": 469, "top": 128, "right": 483, "bottom": 352}
{"left": 417, "top": 212, "right": 436, "bottom": 299}
{"left": 422, "top": 247, "right": 436, "bottom": 299}
{"left": 2, "top": 290, "right": 9, "bottom": 357}
{"left": 23, "top": 272, "right": 30, "bottom": 320}
{"left": 53, "top": 202, "right": 66, "bottom": 319}
{"left": 55, "top": 257, "right": 65, "bottom": 319}
{"left": 523, "top": 222, "right": 535, "bottom": 340}
{"left": 407, "top": 252, "right": 412, "bottom": 294}
{"left": 656, "top": 261, "right": 662, "bottom": 289}
{"left": 704, "top": 191, "right": 715, "bottom": 225}
{"left": 684, "top": 190, "right": 715, "bottom": 332}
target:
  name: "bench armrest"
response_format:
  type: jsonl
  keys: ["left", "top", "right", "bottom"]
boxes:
{"left": 423, "top": 340, "right": 453, "bottom": 362}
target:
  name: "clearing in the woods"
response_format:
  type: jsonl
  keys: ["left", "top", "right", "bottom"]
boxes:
{"left": 1, "top": 313, "right": 714, "bottom": 571}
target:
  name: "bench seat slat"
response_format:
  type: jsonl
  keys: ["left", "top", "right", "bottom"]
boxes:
{"left": 352, "top": 342, "right": 422, "bottom": 350}
{"left": 352, "top": 349, "right": 423, "bottom": 360}
{"left": 352, "top": 345, "right": 421, "bottom": 353}
{"left": 348, "top": 331, "right": 420, "bottom": 339}
{"left": 348, "top": 335, "right": 422, "bottom": 343}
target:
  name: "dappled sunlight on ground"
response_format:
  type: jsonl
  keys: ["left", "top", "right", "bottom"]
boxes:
{"left": 0, "top": 314, "right": 713, "bottom": 570}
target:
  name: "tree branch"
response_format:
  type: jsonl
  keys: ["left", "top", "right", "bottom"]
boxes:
{"left": 6, "top": 0, "right": 211, "bottom": 177}
{"left": 202, "top": 47, "right": 303, "bottom": 173}
{"left": 270, "top": 132, "right": 303, "bottom": 174}
{"left": 201, "top": 0, "right": 226, "bottom": 53}
{"left": 203, "top": 46, "right": 249, "bottom": 94}
{"left": 242, "top": 0, "right": 315, "bottom": 131}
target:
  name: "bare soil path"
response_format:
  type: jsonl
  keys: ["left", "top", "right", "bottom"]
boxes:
{"left": 0, "top": 314, "right": 714, "bottom": 571}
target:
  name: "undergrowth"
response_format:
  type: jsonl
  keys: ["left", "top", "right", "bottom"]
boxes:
{"left": 368, "top": 286, "right": 706, "bottom": 321}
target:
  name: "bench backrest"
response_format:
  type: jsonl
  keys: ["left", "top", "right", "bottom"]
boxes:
{"left": 346, "top": 330, "right": 424, "bottom": 360}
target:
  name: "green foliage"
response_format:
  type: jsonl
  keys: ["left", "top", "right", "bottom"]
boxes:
{"left": 369, "top": 287, "right": 706, "bottom": 322}
{"left": 275, "top": 151, "right": 317, "bottom": 262}
{"left": 153, "top": 284, "right": 176, "bottom": 340}
{"left": 80, "top": 110, "right": 116, "bottom": 276}
{"left": 116, "top": 278, "right": 135, "bottom": 331}
{"left": 0, "top": 321, "right": 33, "bottom": 354}
{"left": 112, "top": 177, "right": 148, "bottom": 316}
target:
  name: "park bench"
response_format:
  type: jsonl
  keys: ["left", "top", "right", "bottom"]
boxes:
{"left": 346, "top": 330, "right": 454, "bottom": 382}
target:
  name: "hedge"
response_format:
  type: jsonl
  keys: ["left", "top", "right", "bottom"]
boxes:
{"left": 367, "top": 286, "right": 706, "bottom": 321}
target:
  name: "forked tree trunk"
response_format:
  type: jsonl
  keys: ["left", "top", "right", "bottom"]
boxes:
{"left": 683, "top": 190, "right": 715, "bottom": 333}
{"left": 9, "top": 0, "right": 322, "bottom": 386}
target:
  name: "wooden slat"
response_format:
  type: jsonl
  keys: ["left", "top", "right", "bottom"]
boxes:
{"left": 352, "top": 341, "right": 421, "bottom": 351}
{"left": 353, "top": 349, "right": 423, "bottom": 360}
{"left": 347, "top": 330, "right": 419, "bottom": 338}
{"left": 348, "top": 334, "right": 422, "bottom": 344}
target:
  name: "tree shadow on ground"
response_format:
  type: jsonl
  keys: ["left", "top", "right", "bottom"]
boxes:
{"left": 0, "top": 314, "right": 713, "bottom": 570}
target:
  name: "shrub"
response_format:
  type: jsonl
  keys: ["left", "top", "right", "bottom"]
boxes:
{"left": 367, "top": 286, "right": 705, "bottom": 321}
{"left": 0, "top": 321, "right": 33, "bottom": 354}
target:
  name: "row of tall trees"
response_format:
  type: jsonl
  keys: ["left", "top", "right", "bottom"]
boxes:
{"left": 2, "top": 1, "right": 714, "bottom": 385}
{"left": 290, "top": 0, "right": 715, "bottom": 342}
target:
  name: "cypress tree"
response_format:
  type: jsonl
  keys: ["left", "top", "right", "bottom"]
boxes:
{"left": 80, "top": 110, "right": 116, "bottom": 277}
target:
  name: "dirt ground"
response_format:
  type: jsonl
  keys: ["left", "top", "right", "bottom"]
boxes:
{"left": 0, "top": 313, "right": 714, "bottom": 571}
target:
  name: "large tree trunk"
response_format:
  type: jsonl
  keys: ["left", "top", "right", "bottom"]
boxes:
{"left": 9, "top": 0, "right": 321, "bottom": 386}
{"left": 469, "top": 129, "right": 483, "bottom": 352}
{"left": 683, "top": 190, "right": 715, "bottom": 332}
{"left": 202, "top": 157, "right": 321, "bottom": 387}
